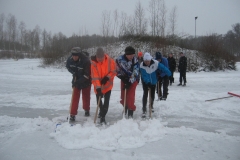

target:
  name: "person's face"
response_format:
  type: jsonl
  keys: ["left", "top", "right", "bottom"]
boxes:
{"left": 169, "top": 54, "right": 173, "bottom": 57}
{"left": 72, "top": 55, "right": 79, "bottom": 61}
{"left": 144, "top": 60, "right": 151, "bottom": 66}
{"left": 126, "top": 54, "right": 135, "bottom": 61}
{"left": 96, "top": 56, "right": 104, "bottom": 62}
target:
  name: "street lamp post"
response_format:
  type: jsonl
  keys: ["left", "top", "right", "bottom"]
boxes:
{"left": 195, "top": 16, "right": 198, "bottom": 38}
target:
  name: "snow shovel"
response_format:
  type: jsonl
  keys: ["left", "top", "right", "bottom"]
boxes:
{"left": 68, "top": 78, "right": 76, "bottom": 123}
{"left": 122, "top": 88, "right": 127, "bottom": 119}
{"left": 94, "top": 85, "right": 104, "bottom": 124}
{"left": 149, "top": 87, "right": 152, "bottom": 118}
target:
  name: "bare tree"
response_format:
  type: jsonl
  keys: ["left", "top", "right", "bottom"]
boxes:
{"left": 118, "top": 12, "right": 128, "bottom": 36}
{"left": 6, "top": 14, "right": 17, "bottom": 51}
{"left": 168, "top": 5, "right": 177, "bottom": 36}
{"left": 0, "top": 13, "right": 5, "bottom": 50}
{"left": 18, "top": 21, "right": 26, "bottom": 52}
{"left": 101, "top": 10, "right": 112, "bottom": 38}
{"left": 149, "top": 0, "right": 157, "bottom": 36}
{"left": 159, "top": 0, "right": 167, "bottom": 37}
{"left": 112, "top": 9, "right": 119, "bottom": 37}
{"left": 148, "top": 0, "right": 163, "bottom": 36}
{"left": 33, "top": 25, "right": 41, "bottom": 52}
{"left": 126, "top": 16, "right": 135, "bottom": 35}
{"left": 42, "top": 29, "right": 47, "bottom": 51}
{"left": 134, "top": 1, "right": 147, "bottom": 35}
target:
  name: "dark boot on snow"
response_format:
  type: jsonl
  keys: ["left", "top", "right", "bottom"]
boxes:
{"left": 85, "top": 110, "right": 90, "bottom": 117}
{"left": 100, "top": 117, "right": 106, "bottom": 125}
{"left": 142, "top": 111, "right": 146, "bottom": 118}
{"left": 69, "top": 115, "right": 75, "bottom": 122}
{"left": 128, "top": 110, "right": 133, "bottom": 119}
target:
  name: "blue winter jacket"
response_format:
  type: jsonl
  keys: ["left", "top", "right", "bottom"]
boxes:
{"left": 156, "top": 57, "right": 169, "bottom": 77}
{"left": 140, "top": 59, "right": 171, "bottom": 85}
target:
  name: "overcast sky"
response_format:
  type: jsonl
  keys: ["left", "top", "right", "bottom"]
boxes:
{"left": 1, "top": 0, "right": 240, "bottom": 37}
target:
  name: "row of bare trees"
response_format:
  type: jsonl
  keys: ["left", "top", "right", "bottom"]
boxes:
{"left": 100, "top": 0, "right": 177, "bottom": 38}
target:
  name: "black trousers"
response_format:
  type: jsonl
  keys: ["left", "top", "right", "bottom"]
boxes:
{"left": 169, "top": 69, "right": 175, "bottom": 83}
{"left": 142, "top": 82, "right": 156, "bottom": 112}
{"left": 156, "top": 76, "right": 169, "bottom": 98}
{"left": 179, "top": 70, "right": 187, "bottom": 84}
{"left": 96, "top": 90, "right": 111, "bottom": 118}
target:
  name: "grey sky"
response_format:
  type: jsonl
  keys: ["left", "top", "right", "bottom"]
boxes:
{"left": 1, "top": 0, "right": 240, "bottom": 37}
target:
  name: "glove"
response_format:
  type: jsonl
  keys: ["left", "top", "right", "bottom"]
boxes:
{"left": 101, "top": 76, "right": 109, "bottom": 85}
{"left": 72, "top": 80, "right": 79, "bottom": 88}
{"left": 96, "top": 88, "right": 103, "bottom": 97}
{"left": 121, "top": 77, "right": 129, "bottom": 84}
{"left": 124, "top": 82, "right": 131, "bottom": 89}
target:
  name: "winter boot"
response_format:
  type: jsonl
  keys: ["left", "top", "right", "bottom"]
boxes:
{"left": 100, "top": 117, "right": 106, "bottom": 125}
{"left": 177, "top": 83, "right": 182, "bottom": 86}
{"left": 84, "top": 110, "right": 90, "bottom": 117}
{"left": 142, "top": 111, "right": 146, "bottom": 118}
{"left": 151, "top": 106, "right": 154, "bottom": 113}
{"left": 69, "top": 115, "right": 75, "bottom": 122}
{"left": 128, "top": 110, "right": 133, "bottom": 119}
{"left": 183, "top": 83, "right": 186, "bottom": 86}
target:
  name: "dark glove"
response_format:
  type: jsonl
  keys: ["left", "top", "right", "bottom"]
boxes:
{"left": 96, "top": 88, "right": 103, "bottom": 97}
{"left": 101, "top": 76, "right": 109, "bottom": 85}
{"left": 124, "top": 82, "right": 131, "bottom": 89}
{"left": 72, "top": 80, "right": 79, "bottom": 88}
{"left": 121, "top": 77, "right": 129, "bottom": 84}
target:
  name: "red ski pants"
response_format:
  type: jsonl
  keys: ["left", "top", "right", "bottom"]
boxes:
{"left": 70, "top": 86, "right": 91, "bottom": 115}
{"left": 120, "top": 81, "right": 138, "bottom": 111}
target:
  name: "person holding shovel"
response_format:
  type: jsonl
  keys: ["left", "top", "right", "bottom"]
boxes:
{"left": 91, "top": 48, "right": 116, "bottom": 125}
{"left": 116, "top": 46, "right": 140, "bottom": 118}
{"left": 140, "top": 52, "right": 171, "bottom": 118}
{"left": 66, "top": 47, "right": 91, "bottom": 122}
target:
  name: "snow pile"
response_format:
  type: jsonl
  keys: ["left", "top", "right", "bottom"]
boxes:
{"left": 51, "top": 118, "right": 166, "bottom": 150}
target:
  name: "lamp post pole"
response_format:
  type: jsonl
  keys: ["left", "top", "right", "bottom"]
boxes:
{"left": 195, "top": 16, "right": 198, "bottom": 38}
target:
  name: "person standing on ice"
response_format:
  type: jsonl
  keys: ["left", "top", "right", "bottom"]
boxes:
{"left": 178, "top": 52, "right": 187, "bottom": 86}
{"left": 66, "top": 47, "right": 92, "bottom": 121}
{"left": 167, "top": 53, "right": 176, "bottom": 85}
{"left": 155, "top": 52, "right": 169, "bottom": 100}
{"left": 91, "top": 48, "right": 116, "bottom": 125}
{"left": 140, "top": 52, "right": 171, "bottom": 118}
{"left": 116, "top": 46, "right": 140, "bottom": 119}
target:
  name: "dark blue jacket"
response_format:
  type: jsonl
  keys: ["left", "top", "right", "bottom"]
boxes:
{"left": 66, "top": 53, "right": 91, "bottom": 89}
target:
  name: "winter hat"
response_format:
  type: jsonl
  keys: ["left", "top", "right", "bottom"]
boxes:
{"left": 71, "top": 47, "right": 81, "bottom": 56}
{"left": 138, "top": 52, "right": 143, "bottom": 57}
{"left": 96, "top": 48, "right": 104, "bottom": 58}
{"left": 143, "top": 52, "right": 152, "bottom": 61}
{"left": 155, "top": 52, "right": 162, "bottom": 60}
{"left": 125, "top": 46, "right": 136, "bottom": 55}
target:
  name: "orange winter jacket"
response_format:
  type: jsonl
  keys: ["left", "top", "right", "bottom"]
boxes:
{"left": 91, "top": 54, "right": 116, "bottom": 94}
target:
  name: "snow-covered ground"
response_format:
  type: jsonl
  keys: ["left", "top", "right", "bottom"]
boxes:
{"left": 0, "top": 59, "right": 240, "bottom": 160}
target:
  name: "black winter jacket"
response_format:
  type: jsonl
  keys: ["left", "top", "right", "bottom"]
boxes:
{"left": 178, "top": 56, "right": 187, "bottom": 71}
{"left": 66, "top": 53, "right": 91, "bottom": 89}
{"left": 167, "top": 57, "right": 176, "bottom": 71}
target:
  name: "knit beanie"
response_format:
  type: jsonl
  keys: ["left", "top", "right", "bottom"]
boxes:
{"left": 143, "top": 52, "right": 152, "bottom": 61}
{"left": 155, "top": 52, "right": 162, "bottom": 60}
{"left": 125, "top": 46, "right": 135, "bottom": 55}
{"left": 71, "top": 47, "right": 81, "bottom": 56}
{"left": 96, "top": 48, "right": 104, "bottom": 58}
{"left": 138, "top": 52, "right": 143, "bottom": 57}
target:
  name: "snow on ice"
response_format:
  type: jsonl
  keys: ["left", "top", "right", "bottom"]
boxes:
{"left": 0, "top": 59, "right": 240, "bottom": 160}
